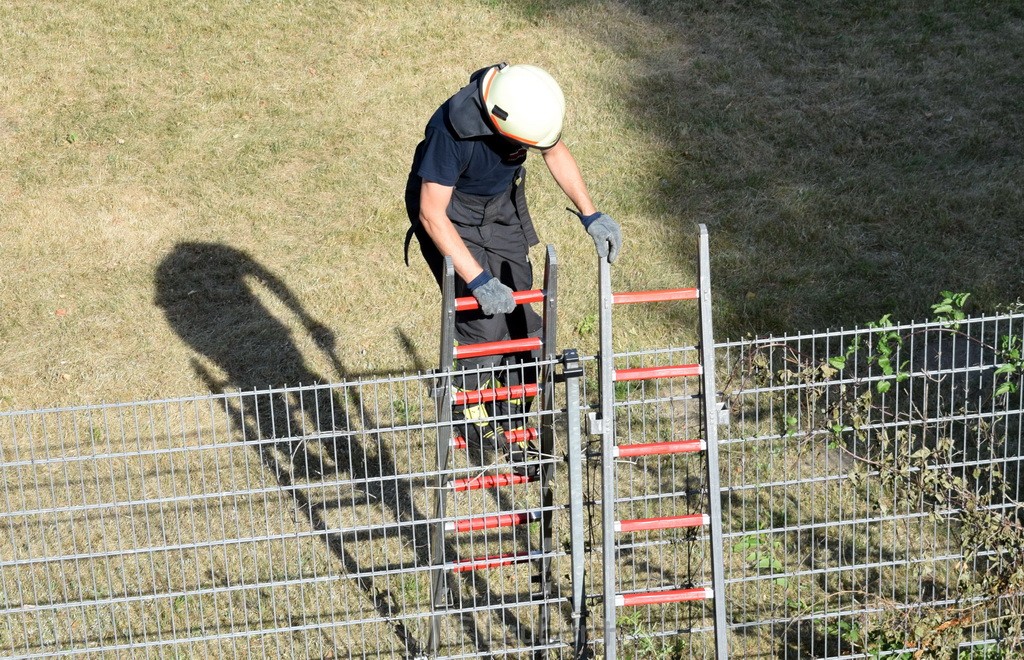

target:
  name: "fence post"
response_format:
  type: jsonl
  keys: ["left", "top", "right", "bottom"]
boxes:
{"left": 560, "top": 348, "right": 588, "bottom": 656}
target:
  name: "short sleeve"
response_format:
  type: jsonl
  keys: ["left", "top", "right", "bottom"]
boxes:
{"left": 415, "top": 124, "right": 465, "bottom": 187}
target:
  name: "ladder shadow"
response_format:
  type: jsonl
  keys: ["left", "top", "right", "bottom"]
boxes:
{"left": 154, "top": 242, "right": 527, "bottom": 656}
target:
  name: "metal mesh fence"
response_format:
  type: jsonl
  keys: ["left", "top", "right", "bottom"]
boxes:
{"left": 0, "top": 364, "right": 568, "bottom": 659}
{"left": 2, "top": 313, "right": 1023, "bottom": 658}
{"left": 713, "top": 313, "right": 1024, "bottom": 658}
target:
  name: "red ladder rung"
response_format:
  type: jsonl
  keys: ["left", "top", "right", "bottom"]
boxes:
{"left": 453, "top": 383, "right": 539, "bottom": 407}
{"left": 505, "top": 427, "right": 538, "bottom": 444}
{"left": 451, "top": 427, "right": 536, "bottom": 449}
{"left": 614, "top": 439, "right": 706, "bottom": 458}
{"left": 454, "top": 337, "right": 543, "bottom": 360}
{"left": 615, "top": 514, "right": 710, "bottom": 533}
{"left": 612, "top": 288, "right": 699, "bottom": 305}
{"left": 450, "top": 473, "right": 534, "bottom": 492}
{"left": 455, "top": 289, "right": 545, "bottom": 312}
{"left": 616, "top": 587, "right": 713, "bottom": 606}
{"left": 613, "top": 364, "right": 701, "bottom": 382}
{"left": 445, "top": 510, "right": 541, "bottom": 533}
{"left": 449, "top": 551, "right": 540, "bottom": 573}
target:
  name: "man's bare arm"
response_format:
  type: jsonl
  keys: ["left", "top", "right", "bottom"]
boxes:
{"left": 542, "top": 140, "right": 597, "bottom": 216}
{"left": 418, "top": 181, "right": 485, "bottom": 284}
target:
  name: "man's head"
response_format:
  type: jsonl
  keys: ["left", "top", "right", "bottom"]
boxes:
{"left": 479, "top": 63, "right": 565, "bottom": 149}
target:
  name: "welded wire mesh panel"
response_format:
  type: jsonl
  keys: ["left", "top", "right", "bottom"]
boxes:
{"left": 0, "top": 381, "right": 432, "bottom": 658}
{"left": 7, "top": 313, "right": 1024, "bottom": 659}
{"left": 715, "top": 314, "right": 1024, "bottom": 658}
{"left": 0, "top": 364, "right": 573, "bottom": 659}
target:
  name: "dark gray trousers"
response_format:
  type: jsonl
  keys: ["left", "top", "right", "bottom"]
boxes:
{"left": 405, "top": 177, "right": 543, "bottom": 435}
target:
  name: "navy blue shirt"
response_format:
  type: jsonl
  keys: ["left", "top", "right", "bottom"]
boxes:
{"left": 413, "top": 104, "right": 528, "bottom": 197}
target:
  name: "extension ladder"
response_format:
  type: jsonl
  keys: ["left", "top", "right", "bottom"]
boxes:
{"left": 426, "top": 247, "right": 560, "bottom": 657}
{"left": 591, "top": 225, "right": 728, "bottom": 658}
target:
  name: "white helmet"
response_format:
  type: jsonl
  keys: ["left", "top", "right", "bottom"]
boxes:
{"left": 480, "top": 63, "right": 565, "bottom": 149}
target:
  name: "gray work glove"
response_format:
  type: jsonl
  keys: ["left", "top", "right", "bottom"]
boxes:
{"left": 570, "top": 209, "right": 623, "bottom": 263}
{"left": 468, "top": 272, "right": 517, "bottom": 316}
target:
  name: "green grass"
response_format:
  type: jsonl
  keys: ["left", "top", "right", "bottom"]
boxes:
{"left": 1, "top": 0, "right": 1022, "bottom": 408}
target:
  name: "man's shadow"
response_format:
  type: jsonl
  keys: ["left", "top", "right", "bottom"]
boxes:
{"left": 154, "top": 242, "right": 430, "bottom": 653}
{"left": 154, "top": 242, "right": 528, "bottom": 656}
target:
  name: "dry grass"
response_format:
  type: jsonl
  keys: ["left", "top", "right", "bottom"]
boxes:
{"left": 2, "top": 0, "right": 1022, "bottom": 411}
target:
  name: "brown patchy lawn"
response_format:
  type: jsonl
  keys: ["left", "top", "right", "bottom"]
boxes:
{"left": 1, "top": 0, "right": 1022, "bottom": 409}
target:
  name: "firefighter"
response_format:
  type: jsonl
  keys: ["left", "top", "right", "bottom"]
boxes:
{"left": 404, "top": 62, "right": 622, "bottom": 464}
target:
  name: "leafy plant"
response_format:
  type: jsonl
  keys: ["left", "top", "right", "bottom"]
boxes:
{"left": 993, "top": 335, "right": 1023, "bottom": 397}
{"left": 575, "top": 313, "right": 598, "bottom": 338}
{"left": 732, "top": 533, "right": 788, "bottom": 585}
{"left": 865, "top": 315, "right": 909, "bottom": 394}
{"left": 784, "top": 414, "right": 799, "bottom": 438}
{"left": 391, "top": 398, "right": 417, "bottom": 423}
{"left": 821, "top": 315, "right": 909, "bottom": 394}
{"left": 821, "top": 618, "right": 862, "bottom": 647}
{"left": 931, "top": 291, "right": 971, "bottom": 329}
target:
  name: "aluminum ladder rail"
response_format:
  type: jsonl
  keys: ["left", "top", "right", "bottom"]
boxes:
{"left": 594, "top": 224, "right": 728, "bottom": 659}
{"left": 427, "top": 248, "right": 559, "bottom": 658}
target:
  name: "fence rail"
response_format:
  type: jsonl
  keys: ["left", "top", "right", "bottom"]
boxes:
{"left": 2, "top": 313, "right": 1023, "bottom": 658}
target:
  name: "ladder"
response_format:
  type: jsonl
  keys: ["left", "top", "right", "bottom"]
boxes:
{"left": 427, "top": 247, "right": 559, "bottom": 658}
{"left": 591, "top": 224, "right": 728, "bottom": 658}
